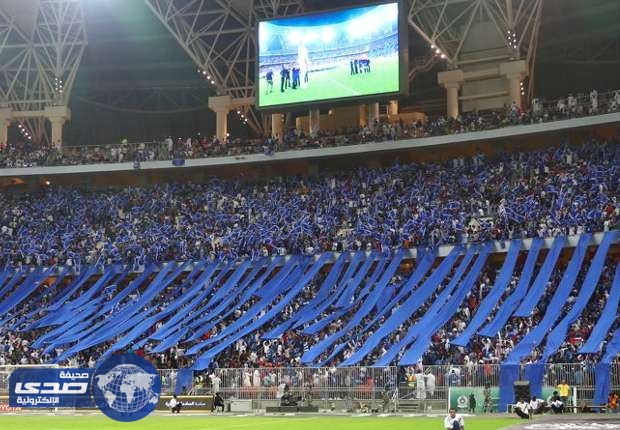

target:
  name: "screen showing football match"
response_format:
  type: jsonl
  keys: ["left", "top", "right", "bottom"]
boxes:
{"left": 257, "top": 2, "right": 401, "bottom": 109}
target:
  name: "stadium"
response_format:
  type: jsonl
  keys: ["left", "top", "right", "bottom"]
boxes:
{"left": 0, "top": 0, "right": 619, "bottom": 430}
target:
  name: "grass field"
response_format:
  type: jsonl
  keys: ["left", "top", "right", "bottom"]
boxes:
{"left": 258, "top": 56, "right": 400, "bottom": 108}
{"left": 0, "top": 414, "right": 519, "bottom": 430}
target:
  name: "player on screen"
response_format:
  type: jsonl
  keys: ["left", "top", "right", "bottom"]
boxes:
{"left": 280, "top": 65, "right": 287, "bottom": 93}
{"left": 285, "top": 65, "right": 291, "bottom": 90}
{"left": 298, "top": 44, "right": 309, "bottom": 88}
{"left": 265, "top": 69, "right": 274, "bottom": 94}
{"left": 292, "top": 66, "right": 300, "bottom": 89}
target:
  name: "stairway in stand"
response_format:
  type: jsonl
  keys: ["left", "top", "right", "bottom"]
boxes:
{"left": 398, "top": 399, "right": 422, "bottom": 413}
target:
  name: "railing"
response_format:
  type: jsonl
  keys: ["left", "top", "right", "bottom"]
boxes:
{"left": 184, "top": 363, "right": 620, "bottom": 405}
{"left": 2, "top": 362, "right": 619, "bottom": 409}
{"left": 2, "top": 89, "right": 619, "bottom": 170}
{"left": 158, "top": 369, "right": 179, "bottom": 397}
{"left": 195, "top": 367, "right": 399, "bottom": 404}
{"left": 419, "top": 364, "right": 501, "bottom": 388}
{"left": 545, "top": 363, "right": 597, "bottom": 387}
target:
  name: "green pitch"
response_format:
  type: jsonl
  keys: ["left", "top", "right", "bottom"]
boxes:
{"left": 0, "top": 414, "right": 518, "bottom": 430}
{"left": 258, "top": 57, "right": 400, "bottom": 108}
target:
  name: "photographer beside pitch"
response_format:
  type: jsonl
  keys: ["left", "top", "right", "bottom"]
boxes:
{"left": 169, "top": 394, "right": 182, "bottom": 414}
{"left": 445, "top": 408, "right": 465, "bottom": 430}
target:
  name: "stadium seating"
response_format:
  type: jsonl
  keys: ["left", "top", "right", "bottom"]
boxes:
{"left": 0, "top": 135, "right": 618, "bottom": 407}
{"left": 1, "top": 138, "right": 618, "bottom": 268}
{"left": 0, "top": 231, "right": 618, "bottom": 377}
{"left": 1, "top": 88, "right": 619, "bottom": 169}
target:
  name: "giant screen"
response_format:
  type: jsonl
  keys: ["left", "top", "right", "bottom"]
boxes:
{"left": 257, "top": 2, "right": 403, "bottom": 109}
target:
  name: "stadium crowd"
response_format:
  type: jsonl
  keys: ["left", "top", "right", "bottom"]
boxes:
{"left": 1, "top": 239, "right": 617, "bottom": 388}
{"left": 1, "top": 89, "right": 619, "bottom": 169}
{"left": 0, "top": 136, "right": 619, "bottom": 380}
{"left": 419, "top": 256, "right": 618, "bottom": 369}
{"left": 1, "top": 137, "right": 619, "bottom": 268}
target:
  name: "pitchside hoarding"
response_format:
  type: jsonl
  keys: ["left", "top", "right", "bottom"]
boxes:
{"left": 449, "top": 386, "right": 559, "bottom": 413}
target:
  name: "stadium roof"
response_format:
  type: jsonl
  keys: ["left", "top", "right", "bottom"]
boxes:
{"left": 1, "top": 0, "right": 39, "bottom": 38}
{"left": 9, "top": 0, "right": 619, "bottom": 145}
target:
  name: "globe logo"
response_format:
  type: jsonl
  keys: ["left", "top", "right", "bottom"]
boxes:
{"left": 92, "top": 354, "right": 161, "bottom": 422}
{"left": 95, "top": 364, "right": 159, "bottom": 413}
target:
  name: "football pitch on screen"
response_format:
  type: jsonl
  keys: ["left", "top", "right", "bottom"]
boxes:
{"left": 0, "top": 414, "right": 518, "bottom": 430}
{"left": 258, "top": 57, "right": 399, "bottom": 108}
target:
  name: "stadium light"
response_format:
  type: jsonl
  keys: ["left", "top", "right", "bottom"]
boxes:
{"left": 435, "top": 48, "right": 441, "bottom": 55}
{"left": 430, "top": 44, "right": 435, "bottom": 49}
{"left": 360, "top": 15, "right": 380, "bottom": 35}
{"left": 289, "top": 30, "right": 302, "bottom": 45}
{"left": 346, "top": 24, "right": 359, "bottom": 40}
{"left": 305, "top": 30, "right": 319, "bottom": 44}
{"left": 258, "top": 24, "right": 269, "bottom": 46}
{"left": 321, "top": 28, "right": 335, "bottom": 44}
{"left": 507, "top": 29, "right": 519, "bottom": 49}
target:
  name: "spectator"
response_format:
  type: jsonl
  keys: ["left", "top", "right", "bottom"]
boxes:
{"left": 444, "top": 408, "right": 465, "bottom": 430}
{"left": 529, "top": 396, "right": 546, "bottom": 414}
{"left": 608, "top": 392, "right": 618, "bottom": 413}
{"left": 558, "top": 380, "right": 570, "bottom": 406}
{"left": 1, "top": 88, "right": 618, "bottom": 169}
{"left": 550, "top": 391, "right": 564, "bottom": 413}
{"left": 483, "top": 384, "right": 493, "bottom": 413}
{"left": 213, "top": 392, "right": 225, "bottom": 413}
{"left": 426, "top": 370, "right": 436, "bottom": 398}
{"left": 169, "top": 394, "right": 182, "bottom": 413}
{"left": 468, "top": 393, "right": 476, "bottom": 414}
{"left": 514, "top": 398, "right": 530, "bottom": 419}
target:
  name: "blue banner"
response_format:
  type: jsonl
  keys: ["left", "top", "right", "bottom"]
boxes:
{"left": 9, "top": 368, "right": 94, "bottom": 408}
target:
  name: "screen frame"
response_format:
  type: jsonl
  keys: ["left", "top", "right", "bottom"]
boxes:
{"left": 255, "top": 0, "right": 408, "bottom": 112}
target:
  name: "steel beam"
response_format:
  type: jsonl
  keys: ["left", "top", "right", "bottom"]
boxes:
{"left": 408, "top": 0, "right": 543, "bottom": 68}
{"left": 143, "top": 0, "right": 304, "bottom": 134}
{"left": 0, "top": 1, "right": 86, "bottom": 113}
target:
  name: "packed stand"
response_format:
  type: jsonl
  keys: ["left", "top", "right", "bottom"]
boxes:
{"left": 420, "top": 256, "right": 617, "bottom": 369}
{"left": 1, "top": 138, "right": 619, "bottom": 268}
{"left": 1, "top": 89, "right": 620, "bottom": 169}
{"left": 2, "top": 236, "right": 619, "bottom": 385}
{"left": 1, "top": 139, "right": 620, "bottom": 375}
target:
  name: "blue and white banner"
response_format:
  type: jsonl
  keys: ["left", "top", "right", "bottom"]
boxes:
{"left": 9, "top": 368, "right": 95, "bottom": 408}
